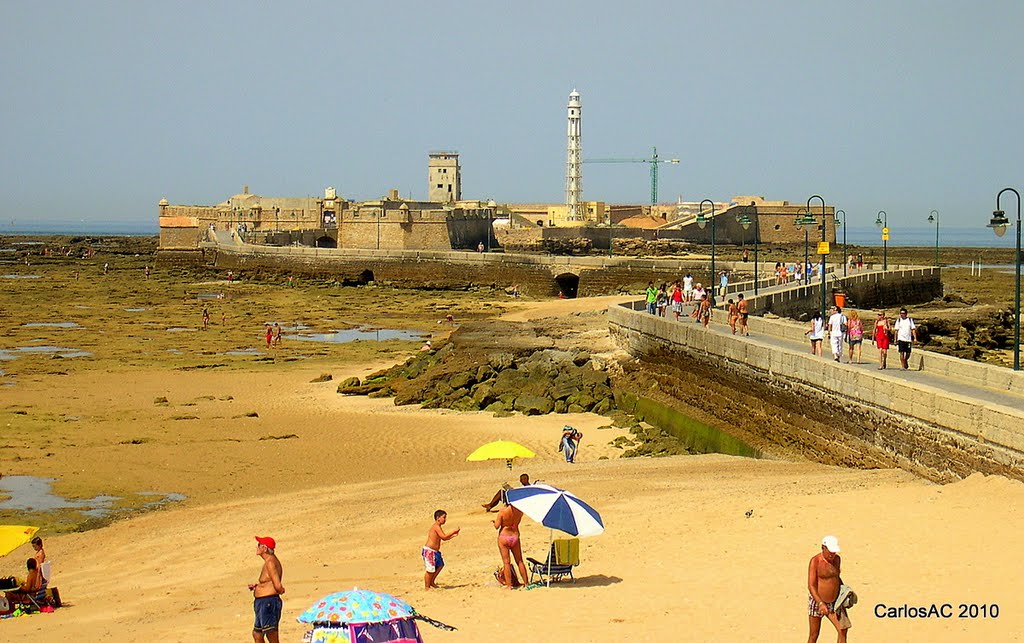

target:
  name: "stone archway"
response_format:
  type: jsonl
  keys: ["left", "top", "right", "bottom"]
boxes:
{"left": 554, "top": 272, "right": 580, "bottom": 299}
{"left": 315, "top": 235, "right": 337, "bottom": 248}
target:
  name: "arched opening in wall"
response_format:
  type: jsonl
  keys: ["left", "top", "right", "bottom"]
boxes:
{"left": 316, "top": 235, "right": 337, "bottom": 248}
{"left": 343, "top": 269, "right": 375, "bottom": 286}
{"left": 554, "top": 273, "right": 580, "bottom": 299}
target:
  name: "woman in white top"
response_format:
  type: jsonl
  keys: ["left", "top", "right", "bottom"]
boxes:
{"left": 805, "top": 311, "right": 825, "bottom": 356}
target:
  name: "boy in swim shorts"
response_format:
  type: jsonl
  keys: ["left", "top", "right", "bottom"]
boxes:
{"left": 422, "top": 509, "right": 460, "bottom": 590}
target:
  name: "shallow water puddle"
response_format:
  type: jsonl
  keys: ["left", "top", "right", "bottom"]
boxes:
{"left": 13, "top": 345, "right": 92, "bottom": 358}
{"left": 22, "top": 322, "right": 81, "bottom": 328}
{"left": 291, "top": 327, "right": 425, "bottom": 343}
{"left": 0, "top": 476, "right": 185, "bottom": 515}
{"left": 2, "top": 274, "right": 41, "bottom": 279}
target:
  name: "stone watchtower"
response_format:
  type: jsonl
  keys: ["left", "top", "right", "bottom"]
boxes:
{"left": 428, "top": 151, "right": 461, "bottom": 203}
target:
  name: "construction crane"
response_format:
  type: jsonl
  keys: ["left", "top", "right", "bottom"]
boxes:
{"left": 583, "top": 147, "right": 680, "bottom": 204}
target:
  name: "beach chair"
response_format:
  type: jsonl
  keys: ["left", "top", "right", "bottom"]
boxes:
{"left": 527, "top": 538, "right": 580, "bottom": 584}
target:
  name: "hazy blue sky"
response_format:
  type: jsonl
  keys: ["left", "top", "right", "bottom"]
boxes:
{"left": 2, "top": 1, "right": 1023, "bottom": 233}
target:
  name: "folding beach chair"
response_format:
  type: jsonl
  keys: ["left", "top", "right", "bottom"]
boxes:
{"left": 526, "top": 538, "right": 580, "bottom": 584}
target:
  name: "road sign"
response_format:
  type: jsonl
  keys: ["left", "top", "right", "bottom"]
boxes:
{"left": 817, "top": 241, "right": 830, "bottom": 254}
{"left": 882, "top": 227, "right": 890, "bottom": 241}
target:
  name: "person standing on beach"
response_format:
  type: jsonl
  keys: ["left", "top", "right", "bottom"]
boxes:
{"left": 423, "top": 510, "right": 460, "bottom": 589}
{"left": 494, "top": 496, "right": 529, "bottom": 589}
{"left": 265, "top": 324, "right": 273, "bottom": 349}
{"left": 807, "top": 535, "right": 850, "bottom": 643}
{"left": 893, "top": 308, "right": 917, "bottom": 370}
{"left": 202, "top": 306, "right": 210, "bottom": 331}
{"left": 560, "top": 425, "right": 583, "bottom": 463}
{"left": 249, "top": 536, "right": 284, "bottom": 643}
{"left": 273, "top": 323, "right": 283, "bottom": 346}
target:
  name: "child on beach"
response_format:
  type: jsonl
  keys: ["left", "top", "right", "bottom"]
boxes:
{"left": 423, "top": 510, "right": 460, "bottom": 590}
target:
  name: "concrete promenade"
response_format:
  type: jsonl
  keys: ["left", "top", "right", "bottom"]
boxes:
{"left": 610, "top": 285, "right": 1024, "bottom": 482}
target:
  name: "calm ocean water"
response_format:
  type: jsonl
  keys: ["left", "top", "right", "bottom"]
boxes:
{"left": 0, "top": 222, "right": 1016, "bottom": 248}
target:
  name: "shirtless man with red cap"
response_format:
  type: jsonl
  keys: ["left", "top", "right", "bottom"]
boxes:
{"left": 249, "top": 536, "right": 285, "bottom": 643}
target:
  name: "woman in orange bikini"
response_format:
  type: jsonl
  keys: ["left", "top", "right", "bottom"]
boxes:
{"left": 494, "top": 494, "right": 529, "bottom": 589}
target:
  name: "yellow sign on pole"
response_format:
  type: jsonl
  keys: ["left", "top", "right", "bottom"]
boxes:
{"left": 817, "top": 241, "right": 830, "bottom": 255}
{"left": 882, "top": 227, "right": 890, "bottom": 241}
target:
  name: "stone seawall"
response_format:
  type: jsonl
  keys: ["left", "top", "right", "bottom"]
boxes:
{"left": 609, "top": 303, "right": 1024, "bottom": 482}
{"left": 750, "top": 267, "right": 941, "bottom": 317}
{"left": 168, "top": 241, "right": 748, "bottom": 297}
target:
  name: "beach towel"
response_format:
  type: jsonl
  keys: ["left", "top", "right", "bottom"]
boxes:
{"left": 554, "top": 539, "right": 580, "bottom": 566}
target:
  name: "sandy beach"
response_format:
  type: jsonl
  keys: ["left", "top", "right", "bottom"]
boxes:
{"left": 2, "top": 255, "right": 1023, "bottom": 641}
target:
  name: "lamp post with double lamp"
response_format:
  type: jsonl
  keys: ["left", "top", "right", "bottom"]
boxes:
{"left": 794, "top": 209, "right": 814, "bottom": 285}
{"left": 987, "top": 188, "right": 1021, "bottom": 370}
{"left": 696, "top": 199, "right": 716, "bottom": 297}
{"left": 835, "top": 209, "right": 847, "bottom": 277}
{"left": 928, "top": 209, "right": 939, "bottom": 267}
{"left": 737, "top": 203, "right": 761, "bottom": 295}
{"left": 875, "top": 210, "right": 888, "bottom": 270}
{"left": 807, "top": 195, "right": 828, "bottom": 320}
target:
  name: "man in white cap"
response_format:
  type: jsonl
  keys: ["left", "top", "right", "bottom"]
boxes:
{"left": 807, "top": 535, "right": 849, "bottom": 642}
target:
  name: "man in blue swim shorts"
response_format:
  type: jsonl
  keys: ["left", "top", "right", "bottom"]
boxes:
{"left": 249, "top": 535, "right": 285, "bottom": 643}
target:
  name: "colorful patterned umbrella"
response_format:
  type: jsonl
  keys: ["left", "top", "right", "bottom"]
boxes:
{"left": 297, "top": 589, "right": 415, "bottom": 626}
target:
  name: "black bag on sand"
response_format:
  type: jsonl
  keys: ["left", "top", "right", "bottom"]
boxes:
{"left": 0, "top": 576, "right": 16, "bottom": 590}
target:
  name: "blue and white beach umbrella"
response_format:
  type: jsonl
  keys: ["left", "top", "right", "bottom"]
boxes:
{"left": 504, "top": 483, "right": 604, "bottom": 537}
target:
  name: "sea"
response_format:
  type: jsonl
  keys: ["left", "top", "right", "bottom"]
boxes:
{"left": 0, "top": 222, "right": 1016, "bottom": 248}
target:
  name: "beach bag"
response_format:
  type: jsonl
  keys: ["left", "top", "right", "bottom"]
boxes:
{"left": 840, "top": 317, "right": 849, "bottom": 334}
{"left": 0, "top": 576, "right": 16, "bottom": 590}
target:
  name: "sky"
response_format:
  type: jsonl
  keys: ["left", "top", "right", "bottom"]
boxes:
{"left": 2, "top": 1, "right": 1023, "bottom": 234}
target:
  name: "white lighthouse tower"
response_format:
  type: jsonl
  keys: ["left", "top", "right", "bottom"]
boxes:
{"left": 565, "top": 89, "right": 583, "bottom": 221}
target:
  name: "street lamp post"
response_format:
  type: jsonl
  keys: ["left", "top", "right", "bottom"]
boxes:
{"left": 795, "top": 209, "right": 813, "bottom": 286}
{"left": 987, "top": 188, "right": 1021, "bottom": 370}
{"left": 697, "top": 199, "right": 716, "bottom": 298}
{"left": 835, "top": 209, "right": 847, "bottom": 277}
{"left": 808, "top": 195, "right": 827, "bottom": 320}
{"left": 928, "top": 209, "right": 939, "bottom": 267}
{"left": 737, "top": 203, "right": 760, "bottom": 295}
{"left": 875, "top": 210, "right": 888, "bottom": 270}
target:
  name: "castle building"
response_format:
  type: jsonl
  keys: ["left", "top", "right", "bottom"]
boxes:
{"left": 428, "top": 151, "right": 461, "bottom": 203}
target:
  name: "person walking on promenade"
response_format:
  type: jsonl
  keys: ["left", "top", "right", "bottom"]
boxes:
{"left": 807, "top": 535, "right": 850, "bottom": 643}
{"left": 656, "top": 283, "right": 668, "bottom": 317}
{"left": 805, "top": 311, "right": 824, "bottom": 356}
{"left": 671, "top": 281, "right": 684, "bottom": 321}
{"left": 845, "top": 310, "right": 864, "bottom": 364}
{"left": 873, "top": 311, "right": 892, "bottom": 370}
{"left": 827, "top": 306, "right": 847, "bottom": 363}
{"left": 719, "top": 271, "right": 729, "bottom": 298}
{"left": 698, "top": 295, "right": 713, "bottom": 329}
{"left": 683, "top": 273, "right": 693, "bottom": 303}
{"left": 645, "top": 282, "right": 658, "bottom": 315}
{"left": 893, "top": 307, "right": 917, "bottom": 370}
{"left": 737, "top": 294, "right": 750, "bottom": 336}
{"left": 727, "top": 299, "right": 739, "bottom": 334}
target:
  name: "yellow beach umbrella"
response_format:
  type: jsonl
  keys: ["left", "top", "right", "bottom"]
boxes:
{"left": 0, "top": 525, "right": 38, "bottom": 557}
{"left": 467, "top": 440, "right": 536, "bottom": 469}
